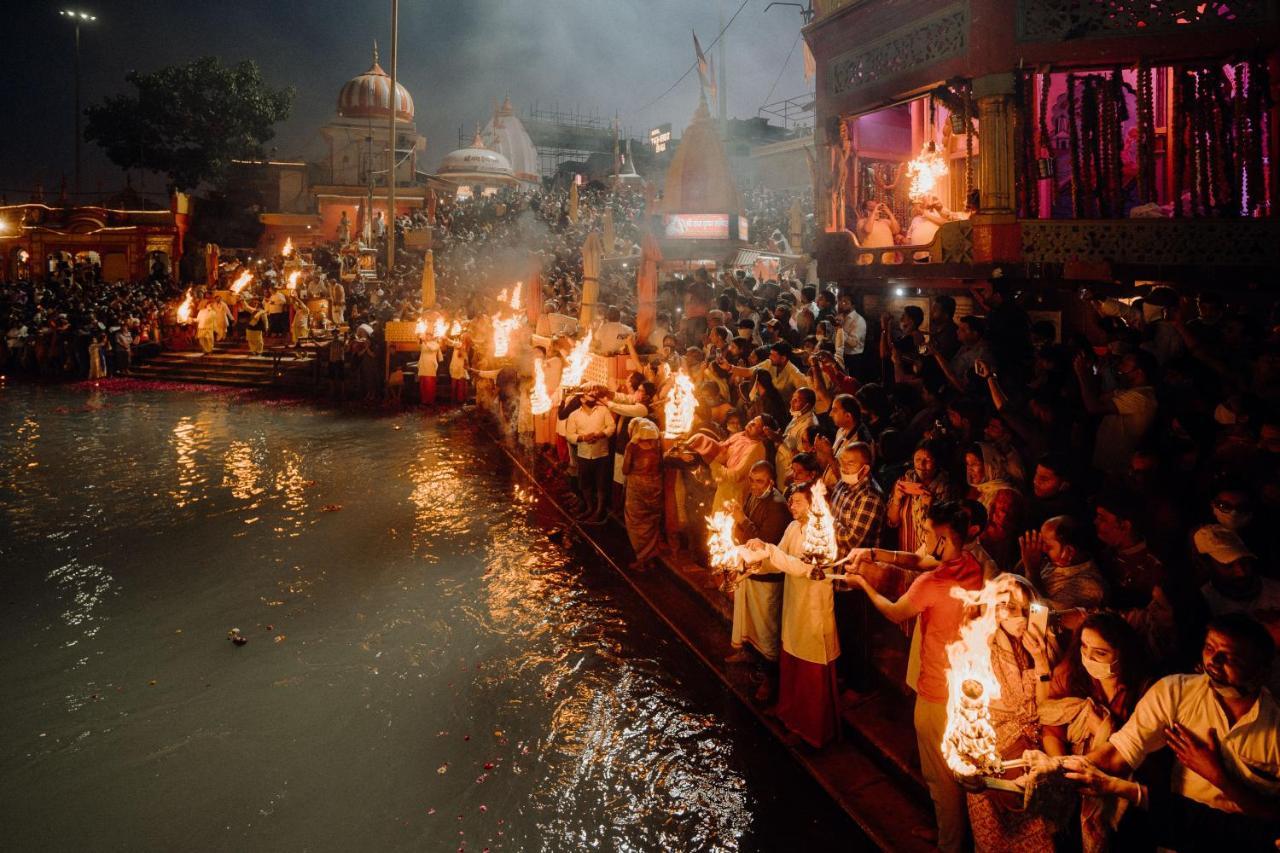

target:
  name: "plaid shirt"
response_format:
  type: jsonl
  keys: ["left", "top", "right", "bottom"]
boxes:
{"left": 829, "top": 475, "right": 885, "bottom": 557}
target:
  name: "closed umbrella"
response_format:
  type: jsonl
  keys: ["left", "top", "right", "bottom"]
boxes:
{"left": 568, "top": 181, "right": 579, "bottom": 224}
{"left": 579, "top": 231, "right": 602, "bottom": 329}
{"left": 635, "top": 231, "right": 662, "bottom": 344}
{"left": 420, "top": 249, "right": 436, "bottom": 309}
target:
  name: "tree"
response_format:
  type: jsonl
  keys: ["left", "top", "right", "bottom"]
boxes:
{"left": 85, "top": 57, "right": 294, "bottom": 192}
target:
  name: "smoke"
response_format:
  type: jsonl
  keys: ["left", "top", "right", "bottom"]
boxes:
{"left": 0, "top": 1, "right": 808, "bottom": 194}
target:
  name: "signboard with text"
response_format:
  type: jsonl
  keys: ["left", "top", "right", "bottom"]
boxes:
{"left": 663, "top": 213, "right": 730, "bottom": 240}
{"left": 649, "top": 124, "right": 672, "bottom": 154}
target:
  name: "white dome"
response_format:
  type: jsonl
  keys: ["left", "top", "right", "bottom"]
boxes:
{"left": 438, "top": 130, "right": 515, "bottom": 181}
{"left": 483, "top": 97, "right": 540, "bottom": 185}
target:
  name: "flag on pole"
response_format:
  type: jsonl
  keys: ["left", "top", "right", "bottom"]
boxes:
{"left": 802, "top": 41, "right": 816, "bottom": 82}
{"left": 693, "top": 31, "right": 717, "bottom": 103}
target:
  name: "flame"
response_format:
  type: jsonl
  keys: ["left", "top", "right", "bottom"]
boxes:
{"left": 907, "top": 142, "right": 949, "bottom": 201}
{"left": 496, "top": 288, "right": 508, "bottom": 305}
{"left": 560, "top": 330, "right": 594, "bottom": 387}
{"left": 800, "top": 480, "right": 839, "bottom": 564}
{"left": 415, "top": 319, "right": 427, "bottom": 337}
{"left": 941, "top": 579, "right": 1006, "bottom": 779}
{"left": 707, "top": 506, "right": 741, "bottom": 574}
{"left": 282, "top": 237, "right": 294, "bottom": 257}
{"left": 491, "top": 314, "right": 521, "bottom": 358}
{"left": 449, "top": 319, "right": 462, "bottom": 337}
{"left": 530, "top": 357, "right": 553, "bottom": 415}
{"left": 176, "top": 289, "right": 194, "bottom": 323}
{"left": 663, "top": 370, "right": 696, "bottom": 439}
{"left": 433, "top": 316, "right": 447, "bottom": 338}
{"left": 229, "top": 270, "right": 253, "bottom": 294}
{"left": 510, "top": 281, "right": 523, "bottom": 311}
{"left": 287, "top": 270, "right": 301, "bottom": 290}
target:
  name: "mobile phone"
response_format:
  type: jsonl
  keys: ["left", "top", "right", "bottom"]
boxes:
{"left": 1029, "top": 602, "right": 1049, "bottom": 636}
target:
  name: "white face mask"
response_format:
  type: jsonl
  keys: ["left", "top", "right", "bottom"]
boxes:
{"left": 1082, "top": 652, "right": 1119, "bottom": 680}
{"left": 841, "top": 465, "right": 868, "bottom": 486}
{"left": 1213, "top": 507, "right": 1253, "bottom": 530}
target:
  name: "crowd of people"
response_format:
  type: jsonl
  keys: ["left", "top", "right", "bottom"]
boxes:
{"left": 8, "top": 177, "right": 1280, "bottom": 851}
{"left": 506, "top": 269, "right": 1280, "bottom": 852}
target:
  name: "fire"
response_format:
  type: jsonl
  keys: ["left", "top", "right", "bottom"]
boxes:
{"left": 560, "top": 330, "right": 594, "bottom": 387}
{"left": 229, "top": 270, "right": 253, "bottom": 294}
{"left": 800, "top": 480, "right": 839, "bottom": 564}
{"left": 496, "top": 288, "right": 508, "bottom": 305}
{"left": 287, "top": 270, "right": 301, "bottom": 291}
{"left": 449, "top": 319, "right": 462, "bottom": 337}
{"left": 663, "top": 370, "right": 696, "bottom": 439}
{"left": 491, "top": 314, "right": 521, "bottom": 358}
{"left": 706, "top": 506, "right": 742, "bottom": 575}
{"left": 530, "top": 357, "right": 553, "bottom": 415}
{"left": 907, "top": 141, "right": 949, "bottom": 201}
{"left": 176, "top": 289, "right": 194, "bottom": 324}
{"left": 415, "top": 319, "right": 427, "bottom": 337}
{"left": 433, "top": 316, "right": 447, "bottom": 338}
{"left": 282, "top": 237, "right": 294, "bottom": 257}
{"left": 941, "top": 579, "right": 1006, "bottom": 779}
{"left": 510, "top": 281, "right": 523, "bottom": 311}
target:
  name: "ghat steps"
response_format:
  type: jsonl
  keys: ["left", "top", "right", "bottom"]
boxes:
{"left": 132, "top": 339, "right": 316, "bottom": 388}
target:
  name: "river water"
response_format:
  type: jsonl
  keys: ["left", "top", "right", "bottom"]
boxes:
{"left": 0, "top": 384, "right": 859, "bottom": 852}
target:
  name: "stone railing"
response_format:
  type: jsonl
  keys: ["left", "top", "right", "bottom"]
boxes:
{"left": 815, "top": 219, "right": 973, "bottom": 271}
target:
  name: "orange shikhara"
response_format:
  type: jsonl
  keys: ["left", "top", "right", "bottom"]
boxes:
{"left": 560, "top": 331, "right": 593, "bottom": 387}
{"left": 530, "top": 357, "right": 553, "bottom": 416}
{"left": 941, "top": 579, "right": 1005, "bottom": 778}
{"left": 663, "top": 370, "right": 696, "bottom": 439}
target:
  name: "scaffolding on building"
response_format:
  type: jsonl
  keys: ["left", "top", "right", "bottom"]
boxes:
{"left": 757, "top": 93, "right": 816, "bottom": 137}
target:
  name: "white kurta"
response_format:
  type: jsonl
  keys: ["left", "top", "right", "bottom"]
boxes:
{"left": 760, "top": 521, "right": 840, "bottom": 665}
{"left": 732, "top": 574, "right": 782, "bottom": 661}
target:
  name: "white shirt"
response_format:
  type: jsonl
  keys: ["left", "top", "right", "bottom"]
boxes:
{"left": 1093, "top": 385, "right": 1157, "bottom": 474}
{"left": 838, "top": 310, "right": 867, "bottom": 357}
{"left": 1109, "top": 673, "right": 1280, "bottom": 813}
{"left": 595, "top": 321, "right": 633, "bottom": 355}
{"left": 565, "top": 404, "right": 615, "bottom": 459}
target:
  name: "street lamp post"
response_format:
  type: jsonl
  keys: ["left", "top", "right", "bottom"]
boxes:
{"left": 59, "top": 9, "right": 97, "bottom": 198}
{"left": 386, "top": 0, "right": 398, "bottom": 275}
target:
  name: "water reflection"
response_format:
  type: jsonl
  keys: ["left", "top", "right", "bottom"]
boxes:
{"left": 223, "top": 440, "right": 265, "bottom": 501}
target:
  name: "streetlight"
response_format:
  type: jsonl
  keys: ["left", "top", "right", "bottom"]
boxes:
{"left": 386, "top": 0, "right": 398, "bottom": 274}
{"left": 59, "top": 9, "right": 98, "bottom": 198}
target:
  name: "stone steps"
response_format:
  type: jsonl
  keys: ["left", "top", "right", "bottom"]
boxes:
{"left": 134, "top": 340, "right": 315, "bottom": 388}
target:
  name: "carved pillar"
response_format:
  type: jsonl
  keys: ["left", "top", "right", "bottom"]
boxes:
{"left": 974, "top": 72, "right": 1016, "bottom": 216}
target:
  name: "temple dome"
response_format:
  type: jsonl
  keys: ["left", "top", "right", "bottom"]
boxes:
{"left": 337, "top": 43, "right": 414, "bottom": 122}
{"left": 438, "top": 130, "right": 516, "bottom": 183}
{"left": 660, "top": 97, "right": 742, "bottom": 215}
{"left": 482, "top": 96, "right": 540, "bottom": 185}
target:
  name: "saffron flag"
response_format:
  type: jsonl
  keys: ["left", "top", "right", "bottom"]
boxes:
{"left": 693, "top": 31, "right": 717, "bottom": 103}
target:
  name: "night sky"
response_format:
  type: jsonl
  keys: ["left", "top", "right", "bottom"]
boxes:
{"left": 0, "top": 0, "right": 809, "bottom": 203}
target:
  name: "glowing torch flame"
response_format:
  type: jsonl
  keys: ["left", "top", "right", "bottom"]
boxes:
{"left": 230, "top": 270, "right": 253, "bottom": 294}
{"left": 176, "top": 289, "right": 194, "bottom": 324}
{"left": 560, "top": 330, "right": 594, "bottom": 387}
{"left": 663, "top": 370, "right": 696, "bottom": 439}
{"left": 941, "top": 579, "right": 1007, "bottom": 779}
{"left": 415, "top": 318, "right": 427, "bottom": 337}
{"left": 281, "top": 237, "right": 294, "bottom": 257}
{"left": 530, "top": 357, "right": 553, "bottom": 416}
{"left": 492, "top": 314, "right": 520, "bottom": 358}
{"left": 433, "top": 316, "right": 447, "bottom": 338}
{"left": 907, "top": 142, "right": 949, "bottom": 201}
{"left": 449, "top": 319, "right": 462, "bottom": 337}
{"left": 800, "top": 480, "right": 839, "bottom": 564}
{"left": 707, "top": 505, "right": 742, "bottom": 575}
{"left": 287, "top": 270, "right": 301, "bottom": 291}
{"left": 510, "top": 281, "right": 523, "bottom": 311}
{"left": 496, "top": 288, "right": 509, "bottom": 305}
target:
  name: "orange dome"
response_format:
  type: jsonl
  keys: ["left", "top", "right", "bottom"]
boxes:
{"left": 660, "top": 98, "right": 742, "bottom": 216}
{"left": 337, "top": 43, "right": 414, "bottom": 122}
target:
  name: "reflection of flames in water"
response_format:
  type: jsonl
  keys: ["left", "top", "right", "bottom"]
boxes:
{"left": 561, "top": 331, "right": 593, "bottom": 387}
{"left": 223, "top": 440, "right": 264, "bottom": 500}
{"left": 230, "top": 270, "right": 253, "bottom": 294}
{"left": 176, "top": 289, "right": 194, "bottom": 323}
{"left": 530, "top": 357, "right": 552, "bottom": 415}
{"left": 491, "top": 315, "right": 521, "bottom": 358}
{"left": 942, "top": 579, "right": 1005, "bottom": 778}
{"left": 706, "top": 506, "right": 740, "bottom": 574}
{"left": 663, "top": 370, "right": 696, "bottom": 439}
{"left": 801, "top": 481, "right": 838, "bottom": 564}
